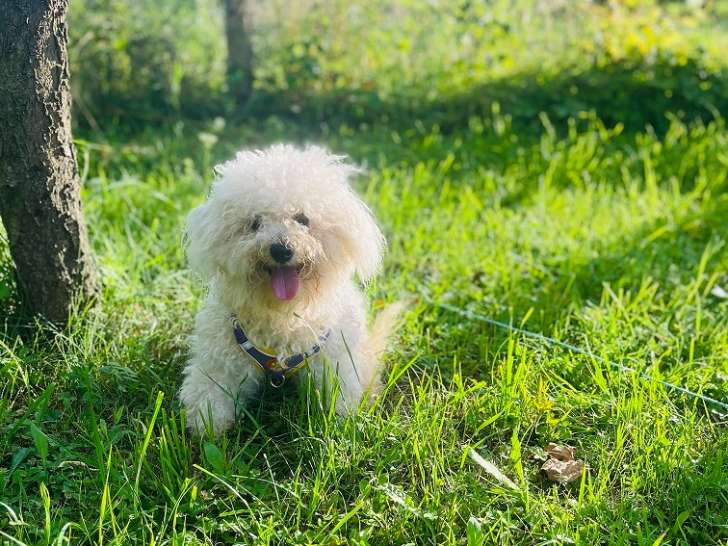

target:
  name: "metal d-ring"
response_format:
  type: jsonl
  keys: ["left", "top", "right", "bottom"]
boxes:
{"left": 270, "top": 373, "right": 286, "bottom": 388}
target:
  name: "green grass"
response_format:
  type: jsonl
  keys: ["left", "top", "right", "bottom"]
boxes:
{"left": 2, "top": 1, "right": 728, "bottom": 545}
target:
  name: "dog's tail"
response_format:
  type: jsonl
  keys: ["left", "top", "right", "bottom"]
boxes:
{"left": 361, "top": 300, "right": 407, "bottom": 392}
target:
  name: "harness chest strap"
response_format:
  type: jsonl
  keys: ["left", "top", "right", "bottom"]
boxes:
{"left": 230, "top": 315, "right": 331, "bottom": 387}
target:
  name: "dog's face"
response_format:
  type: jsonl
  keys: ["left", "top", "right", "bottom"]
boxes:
{"left": 185, "top": 145, "right": 384, "bottom": 309}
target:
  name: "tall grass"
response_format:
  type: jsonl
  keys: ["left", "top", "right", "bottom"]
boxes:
{"left": 1, "top": 1, "right": 728, "bottom": 544}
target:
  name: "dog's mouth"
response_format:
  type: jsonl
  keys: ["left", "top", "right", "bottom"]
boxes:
{"left": 263, "top": 264, "right": 303, "bottom": 301}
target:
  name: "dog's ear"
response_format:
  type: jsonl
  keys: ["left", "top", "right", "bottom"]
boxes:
{"left": 185, "top": 199, "right": 225, "bottom": 280}
{"left": 343, "top": 188, "right": 385, "bottom": 282}
{"left": 320, "top": 152, "right": 384, "bottom": 282}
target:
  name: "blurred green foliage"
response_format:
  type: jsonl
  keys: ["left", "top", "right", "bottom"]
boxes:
{"left": 69, "top": 0, "right": 728, "bottom": 130}
{"left": 69, "top": 0, "right": 226, "bottom": 123}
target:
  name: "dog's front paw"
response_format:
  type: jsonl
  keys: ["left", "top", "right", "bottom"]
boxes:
{"left": 180, "top": 389, "right": 236, "bottom": 436}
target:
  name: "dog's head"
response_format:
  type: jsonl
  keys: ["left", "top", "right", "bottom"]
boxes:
{"left": 185, "top": 144, "right": 384, "bottom": 309}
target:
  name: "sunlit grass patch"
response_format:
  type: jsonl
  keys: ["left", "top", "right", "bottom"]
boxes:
{"left": 2, "top": 1, "right": 728, "bottom": 544}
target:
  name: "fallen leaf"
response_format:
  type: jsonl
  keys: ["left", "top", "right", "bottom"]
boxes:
{"left": 541, "top": 442, "right": 585, "bottom": 484}
{"left": 541, "top": 458, "right": 585, "bottom": 484}
{"left": 545, "top": 442, "right": 576, "bottom": 462}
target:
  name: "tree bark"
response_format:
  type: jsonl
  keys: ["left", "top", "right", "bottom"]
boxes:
{"left": 0, "top": 0, "right": 97, "bottom": 323}
{"left": 224, "top": 0, "right": 254, "bottom": 106}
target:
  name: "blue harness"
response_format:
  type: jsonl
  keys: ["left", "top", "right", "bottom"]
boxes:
{"left": 231, "top": 315, "right": 331, "bottom": 387}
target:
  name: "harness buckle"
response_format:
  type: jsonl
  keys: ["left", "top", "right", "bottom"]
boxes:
{"left": 270, "top": 374, "right": 286, "bottom": 388}
{"left": 231, "top": 314, "right": 331, "bottom": 389}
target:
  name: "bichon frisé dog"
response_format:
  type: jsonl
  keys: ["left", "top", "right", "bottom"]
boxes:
{"left": 179, "top": 144, "right": 402, "bottom": 434}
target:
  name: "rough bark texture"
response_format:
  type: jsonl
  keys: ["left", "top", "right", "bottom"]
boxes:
{"left": 224, "top": 0, "right": 253, "bottom": 106}
{"left": 0, "top": 0, "right": 97, "bottom": 323}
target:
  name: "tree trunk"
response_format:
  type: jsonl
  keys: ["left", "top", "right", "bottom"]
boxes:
{"left": 224, "top": 0, "right": 253, "bottom": 106}
{"left": 0, "top": 0, "right": 97, "bottom": 324}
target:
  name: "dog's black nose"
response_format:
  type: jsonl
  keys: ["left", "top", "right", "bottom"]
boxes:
{"left": 270, "top": 242, "right": 294, "bottom": 264}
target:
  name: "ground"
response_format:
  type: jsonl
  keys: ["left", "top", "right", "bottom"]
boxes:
{"left": 1, "top": 1, "right": 728, "bottom": 545}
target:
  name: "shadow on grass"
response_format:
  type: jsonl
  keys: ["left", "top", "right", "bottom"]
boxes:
{"left": 245, "top": 55, "right": 728, "bottom": 136}
{"left": 78, "top": 52, "right": 728, "bottom": 149}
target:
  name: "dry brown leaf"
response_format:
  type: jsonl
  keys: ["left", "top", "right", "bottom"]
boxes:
{"left": 541, "top": 442, "right": 585, "bottom": 484}
{"left": 545, "top": 442, "right": 576, "bottom": 462}
{"left": 541, "top": 458, "right": 585, "bottom": 484}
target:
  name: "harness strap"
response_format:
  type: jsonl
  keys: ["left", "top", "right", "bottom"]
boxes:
{"left": 231, "top": 315, "right": 330, "bottom": 387}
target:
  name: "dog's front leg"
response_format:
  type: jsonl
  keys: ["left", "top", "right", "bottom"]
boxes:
{"left": 179, "top": 356, "right": 261, "bottom": 435}
{"left": 301, "top": 351, "right": 368, "bottom": 416}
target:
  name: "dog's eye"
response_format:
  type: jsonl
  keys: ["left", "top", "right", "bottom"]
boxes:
{"left": 294, "top": 212, "right": 309, "bottom": 227}
{"left": 250, "top": 216, "right": 262, "bottom": 231}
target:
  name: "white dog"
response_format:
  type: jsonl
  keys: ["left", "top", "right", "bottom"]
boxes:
{"left": 179, "top": 144, "right": 401, "bottom": 434}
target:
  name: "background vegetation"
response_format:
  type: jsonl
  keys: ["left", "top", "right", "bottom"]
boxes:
{"left": 1, "top": 0, "right": 727, "bottom": 544}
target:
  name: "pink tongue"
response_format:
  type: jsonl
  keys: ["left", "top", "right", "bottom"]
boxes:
{"left": 270, "top": 266, "right": 300, "bottom": 300}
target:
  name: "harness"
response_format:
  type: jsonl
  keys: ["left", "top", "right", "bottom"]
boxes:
{"left": 231, "top": 315, "right": 331, "bottom": 387}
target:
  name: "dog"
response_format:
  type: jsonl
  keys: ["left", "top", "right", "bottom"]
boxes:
{"left": 179, "top": 144, "right": 402, "bottom": 434}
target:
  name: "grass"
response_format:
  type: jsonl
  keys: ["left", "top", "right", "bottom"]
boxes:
{"left": 2, "top": 1, "right": 728, "bottom": 545}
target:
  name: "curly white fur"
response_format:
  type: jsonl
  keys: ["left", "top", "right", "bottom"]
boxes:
{"left": 179, "top": 144, "right": 400, "bottom": 434}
